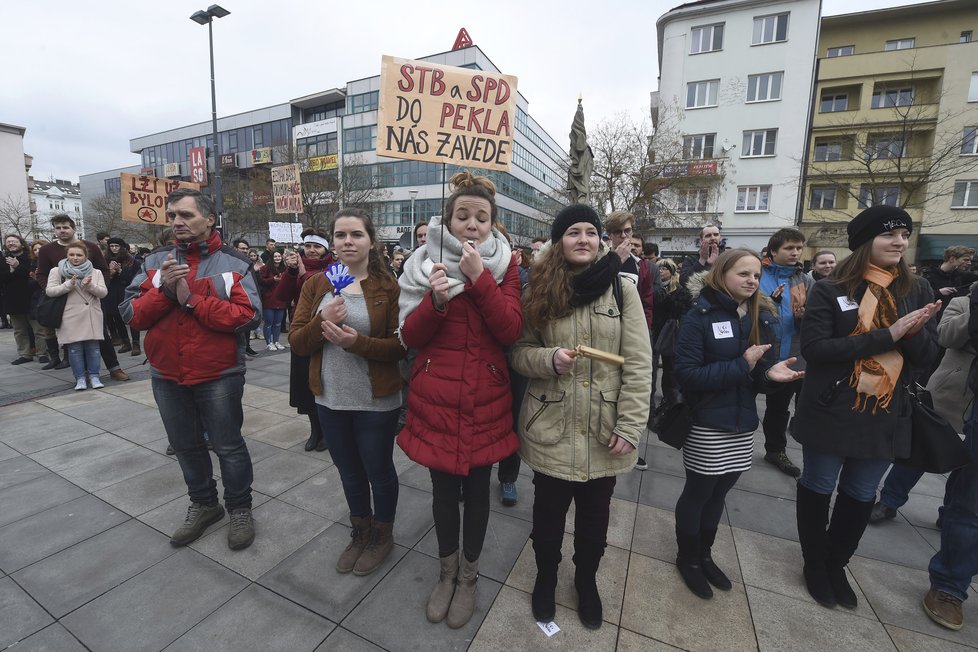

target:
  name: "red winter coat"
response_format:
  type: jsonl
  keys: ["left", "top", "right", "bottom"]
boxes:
{"left": 260, "top": 263, "right": 289, "bottom": 310}
{"left": 397, "top": 260, "right": 523, "bottom": 475}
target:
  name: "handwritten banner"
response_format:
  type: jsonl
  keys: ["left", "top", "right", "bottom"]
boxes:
{"left": 120, "top": 173, "right": 200, "bottom": 224}
{"left": 376, "top": 55, "right": 518, "bottom": 171}
{"left": 300, "top": 154, "right": 338, "bottom": 172}
{"left": 271, "top": 164, "right": 303, "bottom": 214}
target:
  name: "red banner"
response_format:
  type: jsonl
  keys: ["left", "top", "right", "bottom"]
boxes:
{"left": 189, "top": 147, "right": 208, "bottom": 185}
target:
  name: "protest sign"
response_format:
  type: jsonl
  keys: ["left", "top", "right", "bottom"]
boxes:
{"left": 272, "top": 164, "right": 303, "bottom": 214}
{"left": 268, "top": 221, "right": 304, "bottom": 243}
{"left": 377, "top": 55, "right": 518, "bottom": 171}
{"left": 120, "top": 173, "right": 200, "bottom": 224}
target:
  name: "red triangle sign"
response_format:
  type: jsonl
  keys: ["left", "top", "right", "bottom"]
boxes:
{"left": 452, "top": 27, "right": 473, "bottom": 50}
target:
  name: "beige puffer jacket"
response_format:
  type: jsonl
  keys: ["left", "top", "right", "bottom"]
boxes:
{"left": 510, "top": 272, "right": 652, "bottom": 482}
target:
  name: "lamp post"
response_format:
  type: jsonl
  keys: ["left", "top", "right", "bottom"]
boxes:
{"left": 190, "top": 4, "right": 230, "bottom": 234}
{"left": 409, "top": 189, "right": 419, "bottom": 249}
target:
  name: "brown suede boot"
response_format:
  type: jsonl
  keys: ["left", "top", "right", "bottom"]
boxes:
{"left": 354, "top": 520, "right": 394, "bottom": 576}
{"left": 446, "top": 555, "right": 479, "bottom": 629}
{"left": 426, "top": 551, "right": 458, "bottom": 623}
{"left": 336, "top": 515, "right": 372, "bottom": 574}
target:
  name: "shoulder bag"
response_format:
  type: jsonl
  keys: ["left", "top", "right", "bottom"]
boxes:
{"left": 34, "top": 292, "right": 68, "bottom": 329}
{"left": 894, "top": 383, "right": 972, "bottom": 474}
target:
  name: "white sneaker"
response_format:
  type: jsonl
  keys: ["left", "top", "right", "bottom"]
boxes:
{"left": 89, "top": 375, "right": 105, "bottom": 389}
{"left": 74, "top": 378, "right": 87, "bottom": 391}
{"left": 274, "top": 342, "right": 286, "bottom": 350}
{"left": 266, "top": 344, "right": 277, "bottom": 351}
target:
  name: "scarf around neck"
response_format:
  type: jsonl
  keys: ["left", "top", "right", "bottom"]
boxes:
{"left": 398, "top": 215, "right": 512, "bottom": 331}
{"left": 58, "top": 257, "right": 94, "bottom": 279}
{"left": 849, "top": 264, "right": 902, "bottom": 414}
{"left": 570, "top": 250, "right": 621, "bottom": 307}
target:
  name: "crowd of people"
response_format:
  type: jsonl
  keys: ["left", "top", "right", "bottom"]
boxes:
{"left": 6, "top": 179, "right": 978, "bottom": 633}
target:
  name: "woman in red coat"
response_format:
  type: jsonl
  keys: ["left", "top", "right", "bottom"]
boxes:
{"left": 397, "top": 171, "right": 522, "bottom": 629}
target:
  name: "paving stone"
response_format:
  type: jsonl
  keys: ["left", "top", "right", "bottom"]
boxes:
{"left": 898, "top": 492, "right": 943, "bottom": 531}
{"left": 276, "top": 468, "right": 347, "bottom": 522}
{"left": 850, "top": 555, "right": 978, "bottom": 648}
{"left": 250, "top": 449, "right": 330, "bottom": 497}
{"left": 566, "top": 496, "right": 637, "bottom": 551}
{"left": 28, "top": 432, "right": 135, "bottom": 472}
{"left": 314, "top": 627, "right": 385, "bottom": 651}
{"left": 398, "top": 461, "right": 433, "bottom": 493}
{"left": 469, "top": 584, "right": 619, "bottom": 651}
{"left": 0, "top": 474, "right": 86, "bottom": 528}
{"left": 93, "top": 462, "right": 189, "bottom": 516}
{"left": 0, "top": 455, "right": 49, "bottom": 490}
{"left": 488, "top": 474, "right": 535, "bottom": 524}
{"left": 747, "top": 584, "right": 895, "bottom": 651}
{"left": 0, "top": 410, "right": 104, "bottom": 454}
{"left": 0, "top": 399, "right": 50, "bottom": 420}
{"left": 630, "top": 505, "right": 740, "bottom": 583}
{"left": 644, "top": 445, "right": 686, "bottom": 478}
{"left": 617, "top": 628, "right": 684, "bottom": 651}
{"left": 620, "top": 552, "right": 757, "bottom": 651}
{"left": 731, "top": 455, "right": 799, "bottom": 500}
{"left": 138, "top": 491, "right": 272, "bottom": 538}
{"left": 908, "top": 471, "right": 951, "bottom": 499}
{"left": 344, "top": 549, "right": 501, "bottom": 651}
{"left": 0, "top": 576, "right": 54, "bottom": 649}
{"left": 614, "top": 466, "right": 644, "bottom": 502}
{"left": 636, "top": 471, "right": 686, "bottom": 512}
{"left": 164, "top": 584, "right": 334, "bottom": 651}
{"left": 915, "top": 525, "right": 941, "bottom": 551}
{"left": 0, "top": 494, "right": 128, "bottom": 573}
{"left": 59, "top": 445, "right": 171, "bottom": 492}
{"left": 391, "top": 483, "right": 436, "bottom": 548}
{"left": 885, "top": 624, "right": 978, "bottom": 651}
{"left": 248, "top": 416, "right": 310, "bottom": 449}
{"left": 98, "top": 379, "right": 158, "bottom": 406}
{"left": 724, "top": 488, "right": 798, "bottom": 542}
{"left": 241, "top": 385, "right": 288, "bottom": 408}
{"left": 0, "top": 441, "right": 19, "bottom": 462}
{"left": 189, "top": 498, "right": 329, "bottom": 580}
{"left": 855, "top": 517, "right": 939, "bottom": 570}
{"left": 417, "top": 508, "right": 530, "bottom": 583}
{"left": 13, "top": 519, "right": 176, "bottom": 617}
{"left": 61, "top": 548, "right": 249, "bottom": 651}
{"left": 258, "top": 523, "right": 408, "bottom": 622}
{"left": 11, "top": 623, "right": 88, "bottom": 651}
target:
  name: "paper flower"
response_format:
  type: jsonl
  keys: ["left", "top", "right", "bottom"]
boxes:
{"left": 324, "top": 262, "right": 355, "bottom": 295}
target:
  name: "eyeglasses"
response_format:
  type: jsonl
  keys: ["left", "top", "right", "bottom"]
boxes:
{"left": 610, "top": 228, "right": 633, "bottom": 237}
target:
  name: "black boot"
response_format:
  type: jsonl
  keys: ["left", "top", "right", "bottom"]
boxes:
{"left": 310, "top": 410, "right": 328, "bottom": 452}
{"left": 796, "top": 483, "right": 836, "bottom": 608}
{"left": 700, "top": 528, "right": 732, "bottom": 591}
{"left": 531, "top": 540, "right": 561, "bottom": 622}
{"left": 826, "top": 491, "right": 874, "bottom": 609}
{"left": 676, "top": 528, "right": 712, "bottom": 599}
{"left": 41, "top": 338, "right": 62, "bottom": 370}
{"left": 573, "top": 539, "right": 604, "bottom": 629}
{"left": 303, "top": 413, "right": 321, "bottom": 452}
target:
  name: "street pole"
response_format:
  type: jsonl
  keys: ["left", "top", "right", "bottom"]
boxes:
{"left": 208, "top": 19, "right": 223, "bottom": 235}
{"left": 409, "top": 189, "right": 418, "bottom": 249}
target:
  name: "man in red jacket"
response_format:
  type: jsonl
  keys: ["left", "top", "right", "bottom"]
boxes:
{"left": 121, "top": 189, "right": 261, "bottom": 550}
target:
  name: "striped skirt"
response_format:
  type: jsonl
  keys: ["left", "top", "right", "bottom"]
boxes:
{"left": 682, "top": 425, "right": 755, "bottom": 475}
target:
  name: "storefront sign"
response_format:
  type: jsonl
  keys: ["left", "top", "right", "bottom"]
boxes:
{"left": 302, "top": 154, "right": 338, "bottom": 172}
{"left": 189, "top": 147, "right": 207, "bottom": 185}
{"left": 221, "top": 153, "right": 237, "bottom": 168}
{"left": 120, "top": 173, "right": 200, "bottom": 224}
{"left": 163, "top": 163, "right": 180, "bottom": 178}
{"left": 251, "top": 148, "right": 272, "bottom": 165}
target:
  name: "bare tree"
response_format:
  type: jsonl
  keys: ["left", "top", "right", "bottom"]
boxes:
{"left": 85, "top": 194, "right": 162, "bottom": 245}
{"left": 587, "top": 112, "right": 656, "bottom": 217}
{"left": 0, "top": 194, "right": 35, "bottom": 238}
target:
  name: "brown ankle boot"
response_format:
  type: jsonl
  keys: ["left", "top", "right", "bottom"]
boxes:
{"left": 336, "top": 515, "right": 372, "bottom": 573}
{"left": 353, "top": 520, "right": 394, "bottom": 576}
{"left": 427, "top": 551, "right": 458, "bottom": 623}
{"left": 131, "top": 341, "right": 141, "bottom": 356}
{"left": 447, "top": 555, "right": 479, "bottom": 629}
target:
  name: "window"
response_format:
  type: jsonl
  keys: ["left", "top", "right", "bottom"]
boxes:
{"left": 343, "top": 125, "right": 377, "bottom": 153}
{"left": 810, "top": 186, "right": 837, "bottom": 209}
{"left": 296, "top": 132, "right": 337, "bottom": 159}
{"left": 690, "top": 23, "right": 724, "bottom": 54}
{"left": 814, "top": 140, "right": 844, "bottom": 161}
{"left": 736, "top": 185, "right": 771, "bottom": 212}
{"left": 346, "top": 91, "right": 379, "bottom": 114}
{"left": 969, "top": 73, "right": 978, "bottom": 102}
{"left": 962, "top": 127, "right": 978, "bottom": 155}
{"left": 742, "top": 129, "right": 778, "bottom": 157}
{"left": 962, "top": 31, "right": 973, "bottom": 43}
{"left": 952, "top": 181, "right": 978, "bottom": 208}
{"left": 746, "top": 72, "right": 783, "bottom": 102}
{"left": 885, "top": 38, "right": 915, "bottom": 51}
{"left": 826, "top": 45, "right": 854, "bottom": 57}
{"left": 820, "top": 93, "right": 848, "bottom": 112}
{"left": 866, "top": 135, "right": 906, "bottom": 160}
{"left": 872, "top": 86, "right": 913, "bottom": 108}
{"left": 677, "top": 188, "right": 709, "bottom": 212}
{"left": 858, "top": 185, "right": 900, "bottom": 208}
{"left": 753, "top": 13, "right": 789, "bottom": 45}
{"left": 253, "top": 126, "right": 264, "bottom": 149}
{"left": 686, "top": 80, "right": 719, "bottom": 108}
{"left": 682, "top": 133, "right": 716, "bottom": 159}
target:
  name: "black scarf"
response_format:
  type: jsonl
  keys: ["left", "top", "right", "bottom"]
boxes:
{"left": 570, "top": 253, "right": 621, "bottom": 307}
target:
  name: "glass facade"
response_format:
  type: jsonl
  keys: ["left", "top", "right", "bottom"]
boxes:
{"left": 140, "top": 118, "right": 292, "bottom": 171}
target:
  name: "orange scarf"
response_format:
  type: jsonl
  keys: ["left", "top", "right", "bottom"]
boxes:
{"left": 849, "top": 265, "right": 903, "bottom": 414}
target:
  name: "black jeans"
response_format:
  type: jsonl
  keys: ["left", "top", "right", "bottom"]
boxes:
{"left": 531, "top": 472, "right": 616, "bottom": 547}
{"left": 430, "top": 465, "right": 491, "bottom": 561}
{"left": 497, "top": 452, "right": 521, "bottom": 483}
{"left": 675, "top": 469, "right": 741, "bottom": 535}
{"left": 762, "top": 378, "right": 802, "bottom": 454}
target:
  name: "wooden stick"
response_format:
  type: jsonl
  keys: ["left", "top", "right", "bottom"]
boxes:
{"left": 575, "top": 345, "right": 625, "bottom": 366}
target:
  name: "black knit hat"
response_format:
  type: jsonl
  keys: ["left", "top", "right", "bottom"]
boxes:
{"left": 551, "top": 204, "right": 603, "bottom": 243}
{"left": 106, "top": 237, "right": 128, "bottom": 248}
{"left": 847, "top": 205, "right": 913, "bottom": 251}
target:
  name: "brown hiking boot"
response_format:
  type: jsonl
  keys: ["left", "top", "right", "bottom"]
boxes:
{"left": 131, "top": 342, "right": 141, "bottom": 356}
{"left": 924, "top": 588, "right": 963, "bottom": 630}
{"left": 353, "top": 520, "right": 393, "bottom": 576}
{"left": 427, "top": 551, "right": 458, "bottom": 623}
{"left": 336, "top": 515, "right": 372, "bottom": 574}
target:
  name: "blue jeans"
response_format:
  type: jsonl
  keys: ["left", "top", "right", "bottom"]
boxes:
{"left": 800, "top": 446, "right": 891, "bottom": 501}
{"left": 317, "top": 405, "right": 399, "bottom": 522}
{"left": 928, "top": 410, "right": 978, "bottom": 601}
{"left": 66, "top": 340, "right": 101, "bottom": 379}
{"left": 878, "top": 464, "right": 926, "bottom": 509}
{"left": 152, "top": 374, "right": 253, "bottom": 510}
{"left": 262, "top": 308, "right": 285, "bottom": 344}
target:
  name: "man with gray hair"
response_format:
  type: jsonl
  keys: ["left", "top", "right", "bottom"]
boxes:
{"left": 680, "top": 224, "right": 723, "bottom": 285}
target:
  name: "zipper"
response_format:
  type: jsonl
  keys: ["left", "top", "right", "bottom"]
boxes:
{"left": 525, "top": 402, "right": 549, "bottom": 430}
{"left": 424, "top": 358, "right": 431, "bottom": 372}
{"left": 486, "top": 363, "right": 503, "bottom": 381}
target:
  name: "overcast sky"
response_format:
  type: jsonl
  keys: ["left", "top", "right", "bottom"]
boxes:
{"left": 2, "top": 0, "right": 934, "bottom": 183}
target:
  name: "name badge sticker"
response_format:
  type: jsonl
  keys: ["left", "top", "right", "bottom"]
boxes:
{"left": 837, "top": 296, "right": 859, "bottom": 312}
{"left": 712, "top": 321, "right": 734, "bottom": 339}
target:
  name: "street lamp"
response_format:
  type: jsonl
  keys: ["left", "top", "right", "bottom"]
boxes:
{"left": 190, "top": 4, "right": 230, "bottom": 234}
{"left": 409, "top": 189, "right": 419, "bottom": 249}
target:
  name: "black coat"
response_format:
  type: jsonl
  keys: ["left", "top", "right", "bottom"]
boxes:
{"left": 793, "top": 277, "right": 939, "bottom": 460}
{"left": 0, "top": 250, "right": 33, "bottom": 314}
{"left": 103, "top": 256, "right": 139, "bottom": 314}
{"left": 675, "top": 286, "right": 777, "bottom": 433}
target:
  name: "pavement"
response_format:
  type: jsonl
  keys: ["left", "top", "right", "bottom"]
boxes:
{"left": 0, "top": 327, "right": 975, "bottom": 652}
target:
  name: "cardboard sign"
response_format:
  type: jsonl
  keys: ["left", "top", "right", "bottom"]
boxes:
{"left": 376, "top": 55, "right": 518, "bottom": 171}
{"left": 268, "top": 221, "right": 304, "bottom": 243}
{"left": 120, "top": 173, "right": 200, "bottom": 224}
{"left": 271, "top": 164, "right": 303, "bottom": 214}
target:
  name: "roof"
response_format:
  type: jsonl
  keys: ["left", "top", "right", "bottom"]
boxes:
{"left": 31, "top": 179, "right": 81, "bottom": 196}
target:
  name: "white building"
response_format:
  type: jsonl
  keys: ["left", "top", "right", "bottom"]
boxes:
{"left": 30, "top": 179, "right": 83, "bottom": 239}
{"left": 0, "top": 123, "right": 32, "bottom": 236}
{"left": 652, "top": 0, "right": 821, "bottom": 253}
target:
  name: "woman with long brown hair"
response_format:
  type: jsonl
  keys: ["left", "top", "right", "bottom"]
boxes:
{"left": 793, "top": 206, "right": 940, "bottom": 610}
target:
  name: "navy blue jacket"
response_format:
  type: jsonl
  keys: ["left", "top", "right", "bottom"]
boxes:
{"left": 675, "top": 286, "right": 777, "bottom": 433}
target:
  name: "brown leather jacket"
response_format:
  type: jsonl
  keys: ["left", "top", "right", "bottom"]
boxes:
{"left": 288, "top": 271, "right": 405, "bottom": 398}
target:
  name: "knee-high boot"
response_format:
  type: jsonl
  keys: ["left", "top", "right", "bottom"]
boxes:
{"left": 304, "top": 411, "right": 322, "bottom": 452}
{"left": 41, "top": 338, "right": 63, "bottom": 370}
{"left": 573, "top": 539, "right": 605, "bottom": 629}
{"left": 531, "top": 539, "right": 562, "bottom": 622}
{"left": 826, "top": 491, "right": 874, "bottom": 609}
{"left": 796, "top": 482, "right": 836, "bottom": 608}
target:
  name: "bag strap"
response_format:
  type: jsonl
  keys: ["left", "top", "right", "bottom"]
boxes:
{"left": 613, "top": 274, "right": 623, "bottom": 315}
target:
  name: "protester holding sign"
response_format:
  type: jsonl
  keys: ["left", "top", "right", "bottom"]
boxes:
{"left": 397, "top": 172, "right": 522, "bottom": 629}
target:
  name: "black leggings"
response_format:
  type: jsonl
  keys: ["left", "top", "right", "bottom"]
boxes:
{"left": 430, "top": 465, "right": 492, "bottom": 562}
{"left": 675, "top": 470, "right": 741, "bottom": 535}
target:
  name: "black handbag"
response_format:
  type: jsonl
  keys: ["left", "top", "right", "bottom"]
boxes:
{"left": 35, "top": 293, "right": 68, "bottom": 329}
{"left": 895, "top": 384, "right": 972, "bottom": 474}
{"left": 653, "top": 401, "right": 692, "bottom": 450}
